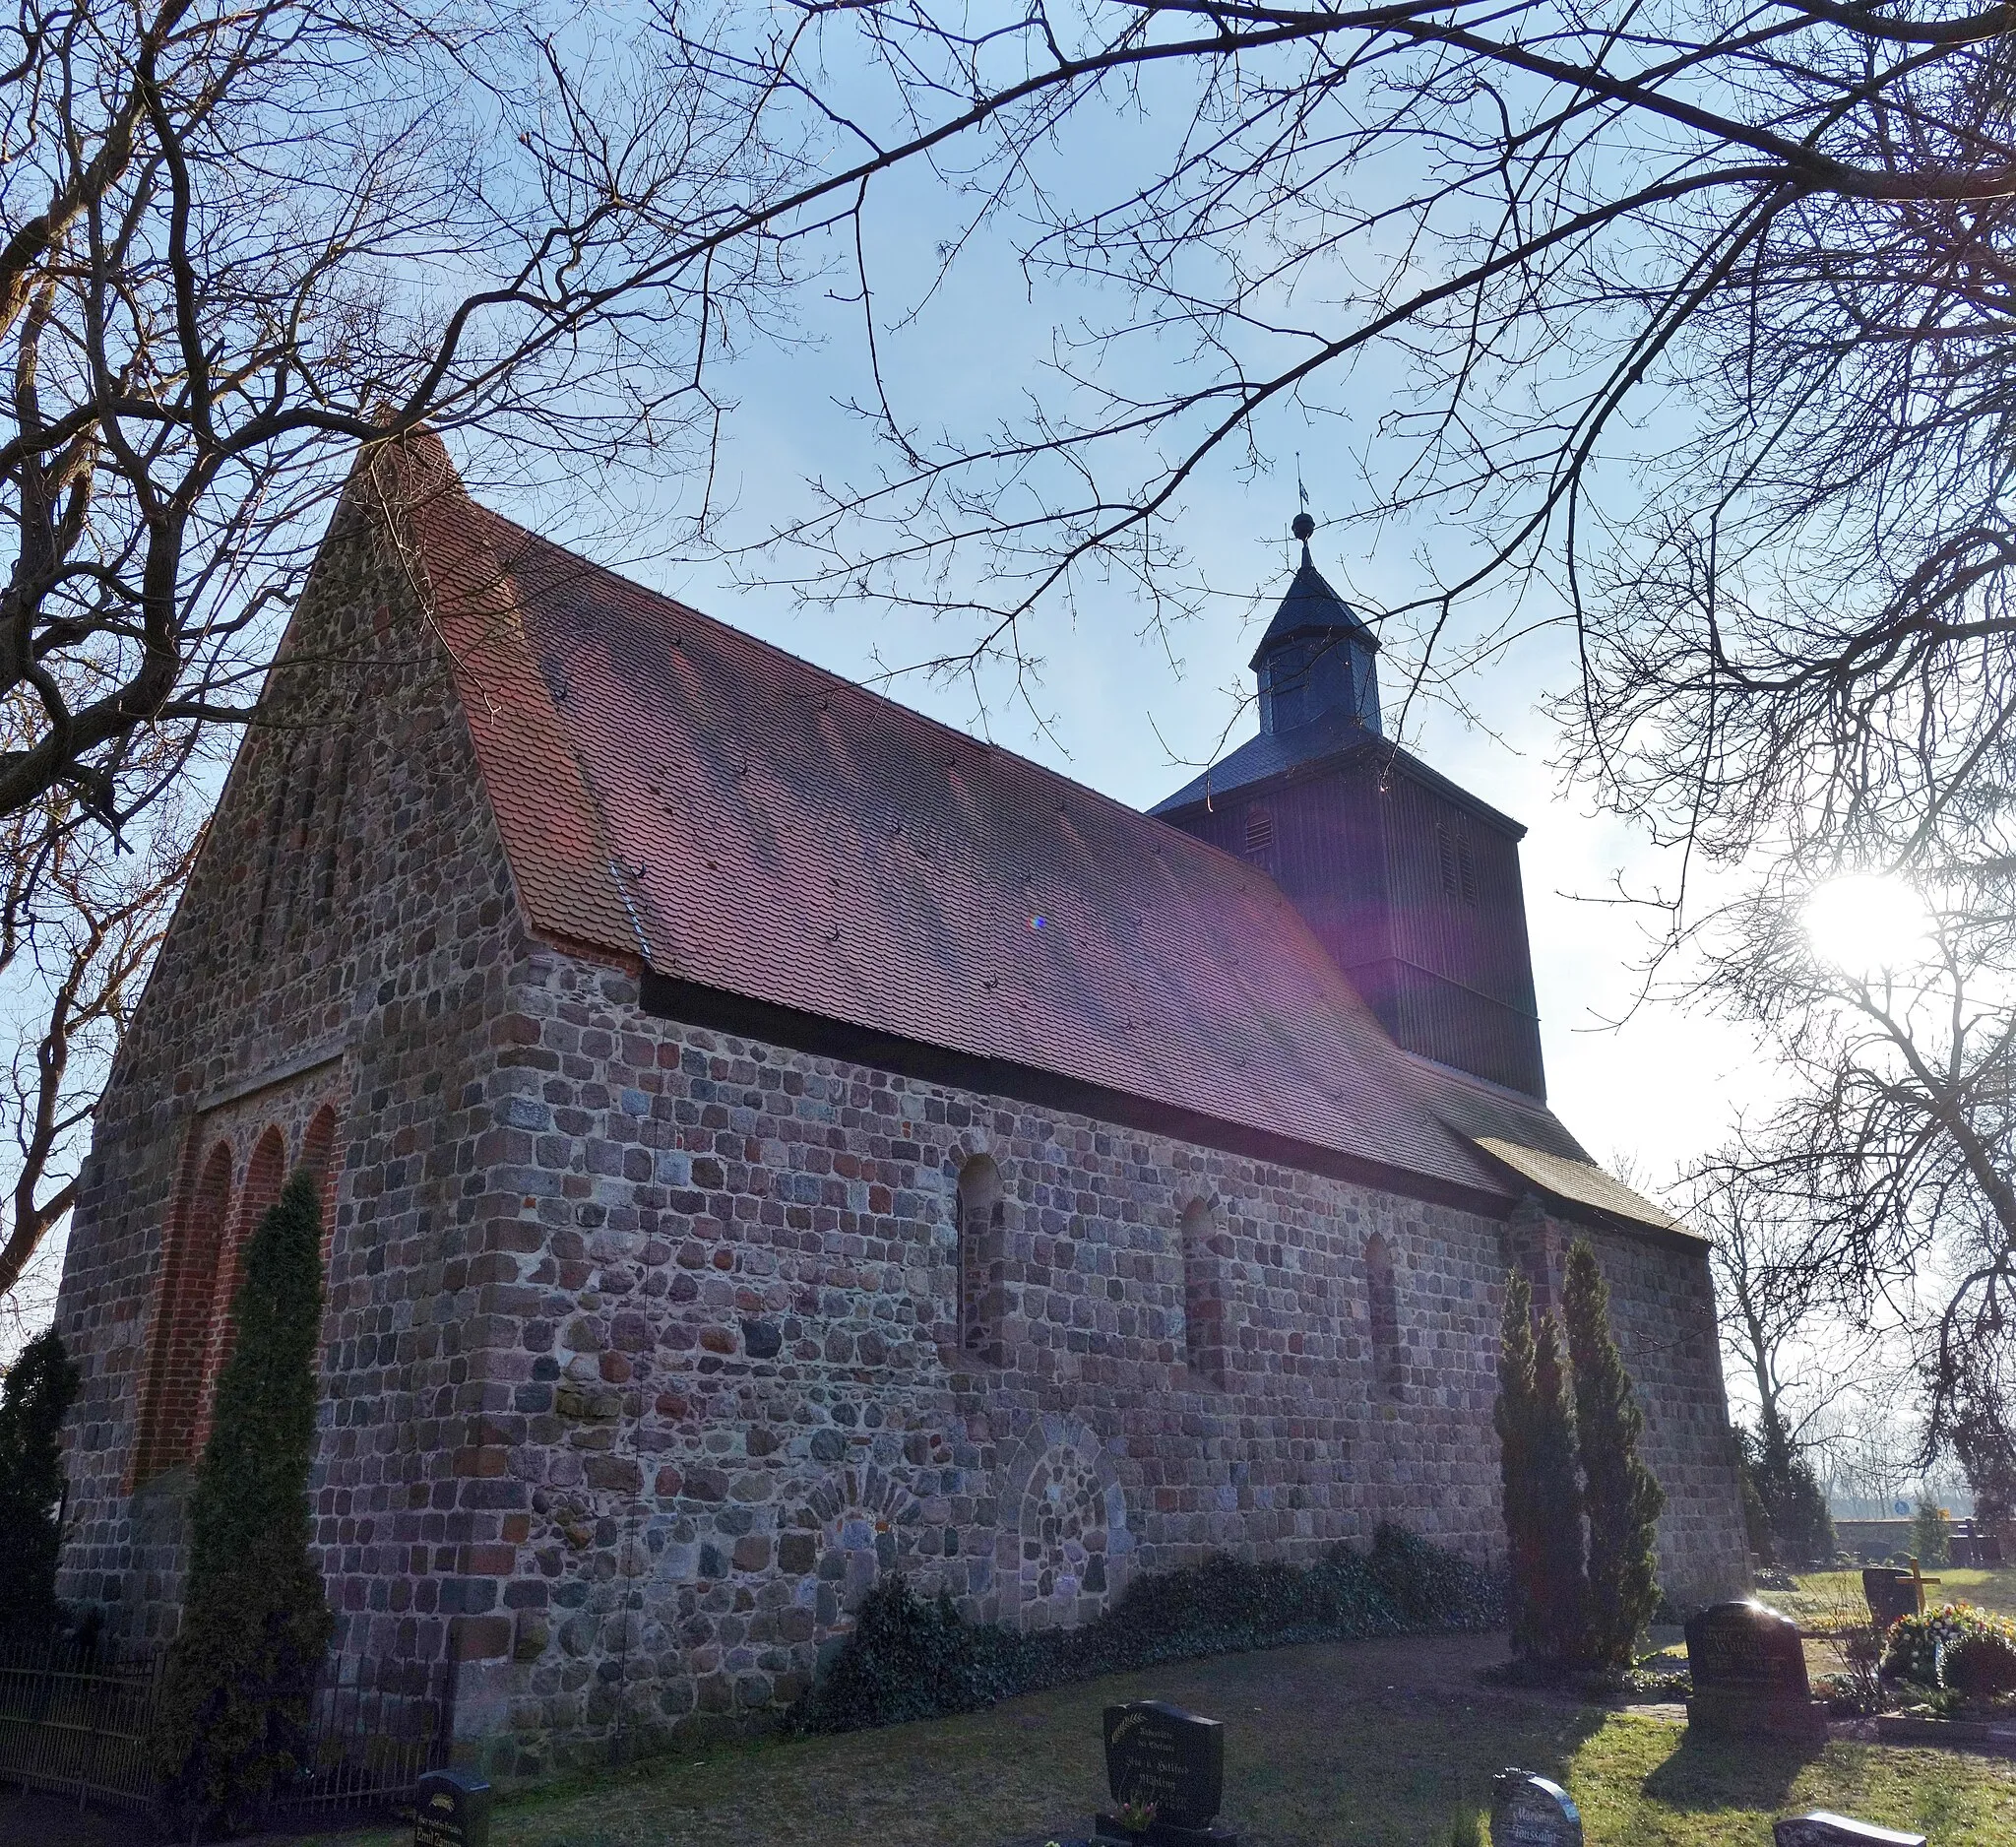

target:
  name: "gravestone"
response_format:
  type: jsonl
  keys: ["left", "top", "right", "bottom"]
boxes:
{"left": 413, "top": 1768, "right": 492, "bottom": 1847}
{"left": 1683, "top": 1601, "right": 1828, "bottom": 1745}
{"left": 1773, "top": 1814, "right": 1926, "bottom": 1847}
{"left": 1097, "top": 1700, "right": 1237, "bottom": 1847}
{"left": 1862, "top": 1558, "right": 1938, "bottom": 1629}
{"left": 1861, "top": 1567, "right": 1918, "bottom": 1628}
{"left": 1488, "top": 1768, "right": 1581, "bottom": 1847}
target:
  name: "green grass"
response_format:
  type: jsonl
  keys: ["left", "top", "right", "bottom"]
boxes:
{"left": 1784, "top": 1565, "right": 2016, "bottom": 1633}
{"left": 286, "top": 1630, "right": 2016, "bottom": 1847}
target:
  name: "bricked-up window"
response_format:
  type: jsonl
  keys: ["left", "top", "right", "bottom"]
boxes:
{"left": 1364, "top": 1232, "right": 1404, "bottom": 1397}
{"left": 132, "top": 1139, "right": 235, "bottom": 1483}
{"left": 193, "top": 1126, "right": 285, "bottom": 1452}
{"left": 301, "top": 1104, "right": 342, "bottom": 1257}
{"left": 1180, "top": 1198, "right": 1228, "bottom": 1388}
{"left": 957, "top": 1155, "right": 1008, "bottom": 1367}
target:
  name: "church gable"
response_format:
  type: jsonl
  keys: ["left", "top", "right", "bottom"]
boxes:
{"left": 55, "top": 457, "right": 548, "bottom": 1633}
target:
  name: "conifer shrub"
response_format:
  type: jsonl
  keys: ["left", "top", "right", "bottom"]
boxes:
{"left": 1736, "top": 1421, "right": 1836, "bottom": 1565}
{"left": 154, "top": 1168, "right": 334, "bottom": 1838}
{"left": 1494, "top": 1273, "right": 1545, "bottom": 1657}
{"left": 1530, "top": 1300, "right": 1586, "bottom": 1665}
{"left": 1912, "top": 1498, "right": 1951, "bottom": 1568}
{"left": 1563, "top": 1241, "right": 1664, "bottom": 1670}
{"left": 791, "top": 1528, "right": 1503, "bottom": 1734}
{"left": 0, "top": 1328, "right": 82, "bottom": 1640}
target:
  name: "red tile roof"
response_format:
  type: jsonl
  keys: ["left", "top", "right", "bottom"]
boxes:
{"left": 393, "top": 444, "right": 1679, "bottom": 1229}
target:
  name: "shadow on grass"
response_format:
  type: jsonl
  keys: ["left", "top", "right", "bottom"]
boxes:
{"left": 1639, "top": 1723, "right": 1826, "bottom": 1815}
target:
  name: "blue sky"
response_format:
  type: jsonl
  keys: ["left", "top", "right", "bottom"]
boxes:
{"left": 467, "top": 117, "right": 1780, "bottom": 1191}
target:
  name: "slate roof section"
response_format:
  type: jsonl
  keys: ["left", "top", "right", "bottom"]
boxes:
{"left": 1247, "top": 552, "right": 1381, "bottom": 669}
{"left": 1149, "top": 709, "right": 1529, "bottom": 837}
{"left": 390, "top": 445, "right": 1678, "bottom": 1234}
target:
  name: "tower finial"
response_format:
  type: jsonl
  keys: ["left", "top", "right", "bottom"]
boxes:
{"left": 1292, "top": 509, "right": 1315, "bottom": 561}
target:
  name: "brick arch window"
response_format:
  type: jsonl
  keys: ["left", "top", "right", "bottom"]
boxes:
{"left": 1180, "top": 1197, "right": 1228, "bottom": 1388}
{"left": 1364, "top": 1231, "right": 1404, "bottom": 1398}
{"left": 956, "top": 1155, "right": 1008, "bottom": 1367}
{"left": 192, "top": 1126, "right": 286, "bottom": 1450}
{"left": 132, "top": 1139, "right": 235, "bottom": 1483}
{"left": 300, "top": 1103, "right": 341, "bottom": 1249}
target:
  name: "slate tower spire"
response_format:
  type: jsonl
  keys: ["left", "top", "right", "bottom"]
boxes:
{"left": 1152, "top": 506, "right": 1546, "bottom": 1098}
{"left": 1251, "top": 513, "right": 1381, "bottom": 738}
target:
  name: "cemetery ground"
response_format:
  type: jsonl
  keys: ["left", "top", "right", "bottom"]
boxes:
{"left": 249, "top": 1626, "right": 2012, "bottom": 1847}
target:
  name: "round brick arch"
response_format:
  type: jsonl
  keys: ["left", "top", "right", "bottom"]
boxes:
{"left": 996, "top": 1413, "right": 1132, "bottom": 1631}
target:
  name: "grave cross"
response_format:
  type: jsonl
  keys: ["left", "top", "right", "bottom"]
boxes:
{"left": 1904, "top": 1556, "right": 1940, "bottom": 1613}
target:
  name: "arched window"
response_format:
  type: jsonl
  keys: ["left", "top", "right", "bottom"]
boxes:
{"left": 133, "top": 1139, "right": 235, "bottom": 1483}
{"left": 193, "top": 1126, "right": 285, "bottom": 1450}
{"left": 1180, "top": 1198, "right": 1228, "bottom": 1388}
{"left": 957, "top": 1155, "right": 1007, "bottom": 1367}
{"left": 1364, "top": 1232, "right": 1404, "bottom": 1398}
{"left": 301, "top": 1104, "right": 341, "bottom": 1253}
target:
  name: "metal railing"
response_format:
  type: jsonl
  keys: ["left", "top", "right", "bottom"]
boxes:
{"left": 0, "top": 1633, "right": 164, "bottom": 1810}
{"left": 0, "top": 1634, "right": 456, "bottom": 1823}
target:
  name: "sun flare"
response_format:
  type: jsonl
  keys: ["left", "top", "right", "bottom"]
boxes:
{"left": 1803, "top": 873, "right": 1930, "bottom": 975}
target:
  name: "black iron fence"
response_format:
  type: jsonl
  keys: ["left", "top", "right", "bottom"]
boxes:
{"left": 0, "top": 1633, "right": 163, "bottom": 1811}
{"left": 0, "top": 1634, "right": 457, "bottom": 1823}
{"left": 276, "top": 1649, "right": 458, "bottom": 1821}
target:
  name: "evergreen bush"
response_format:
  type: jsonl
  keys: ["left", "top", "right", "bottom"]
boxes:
{"left": 1736, "top": 1422, "right": 1836, "bottom": 1565}
{"left": 1563, "top": 1241, "right": 1664, "bottom": 1670}
{"left": 1494, "top": 1273, "right": 1546, "bottom": 1658}
{"left": 154, "top": 1169, "right": 334, "bottom": 1838}
{"left": 1529, "top": 1300, "right": 1586, "bottom": 1665}
{"left": 791, "top": 1528, "right": 1503, "bottom": 1734}
{"left": 0, "top": 1328, "right": 82, "bottom": 1639}
{"left": 1912, "top": 1499, "right": 1951, "bottom": 1568}
{"left": 1732, "top": 1433, "right": 1775, "bottom": 1562}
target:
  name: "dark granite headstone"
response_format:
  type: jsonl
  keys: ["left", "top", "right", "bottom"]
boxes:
{"left": 1684, "top": 1601, "right": 1827, "bottom": 1745}
{"left": 1982, "top": 1533, "right": 2005, "bottom": 1566}
{"left": 1861, "top": 1566, "right": 1922, "bottom": 1629}
{"left": 413, "top": 1768, "right": 492, "bottom": 1847}
{"left": 1488, "top": 1768, "right": 1581, "bottom": 1847}
{"left": 1773, "top": 1814, "right": 1925, "bottom": 1847}
{"left": 1097, "top": 1701, "right": 1236, "bottom": 1847}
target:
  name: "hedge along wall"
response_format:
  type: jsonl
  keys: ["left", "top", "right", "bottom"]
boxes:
{"left": 794, "top": 1525, "right": 1505, "bottom": 1733}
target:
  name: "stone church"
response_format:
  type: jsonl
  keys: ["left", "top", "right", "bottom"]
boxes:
{"left": 50, "top": 439, "right": 1746, "bottom": 1769}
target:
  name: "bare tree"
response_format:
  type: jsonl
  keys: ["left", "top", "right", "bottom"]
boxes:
{"left": 586, "top": 0, "right": 2016, "bottom": 888}
{"left": 1692, "top": 869, "right": 2016, "bottom": 1487}
{"left": 14, "top": 0, "right": 2016, "bottom": 871}
{"left": 0, "top": 0, "right": 858, "bottom": 839}
{"left": 1688, "top": 1160, "right": 1858, "bottom": 1452}
{"left": 0, "top": 698, "right": 198, "bottom": 1333}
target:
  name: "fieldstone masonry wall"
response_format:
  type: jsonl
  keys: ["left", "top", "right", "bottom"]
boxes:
{"left": 51, "top": 488, "right": 1749, "bottom": 1778}
{"left": 435, "top": 950, "right": 1745, "bottom": 1772}
{"left": 54, "top": 492, "right": 541, "bottom": 1662}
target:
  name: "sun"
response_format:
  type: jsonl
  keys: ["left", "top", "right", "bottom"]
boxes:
{"left": 1803, "top": 873, "right": 1930, "bottom": 975}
